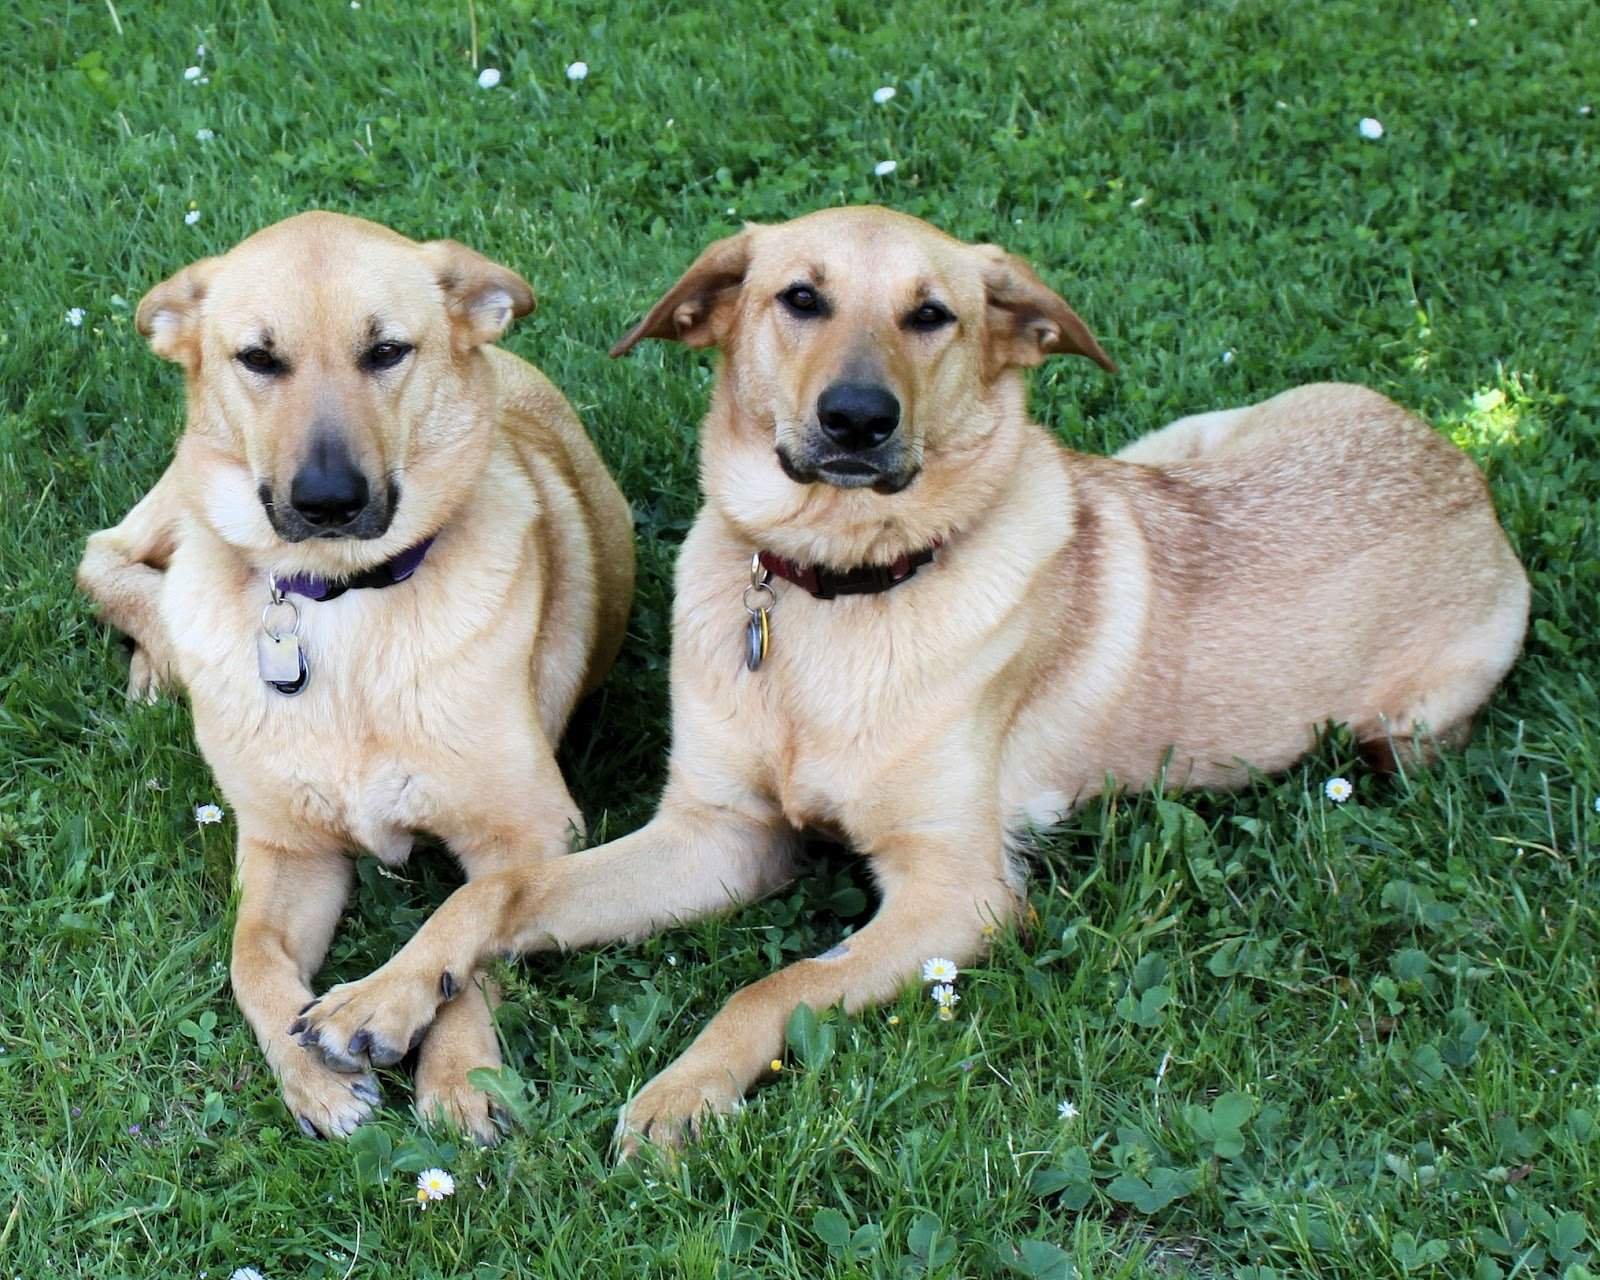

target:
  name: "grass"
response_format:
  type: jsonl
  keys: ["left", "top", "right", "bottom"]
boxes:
{"left": 2, "top": 0, "right": 1598, "bottom": 1276}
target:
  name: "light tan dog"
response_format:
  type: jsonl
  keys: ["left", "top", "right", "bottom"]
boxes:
{"left": 294, "top": 206, "right": 1527, "bottom": 1153}
{"left": 77, "top": 211, "right": 634, "bottom": 1140}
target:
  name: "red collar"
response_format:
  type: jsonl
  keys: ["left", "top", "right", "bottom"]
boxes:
{"left": 757, "top": 540, "right": 942, "bottom": 600}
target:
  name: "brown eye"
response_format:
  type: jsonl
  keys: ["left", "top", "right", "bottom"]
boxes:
{"left": 361, "top": 340, "right": 413, "bottom": 372}
{"left": 778, "top": 284, "right": 824, "bottom": 316}
{"left": 906, "top": 301, "right": 954, "bottom": 332}
{"left": 236, "top": 347, "right": 285, "bottom": 375}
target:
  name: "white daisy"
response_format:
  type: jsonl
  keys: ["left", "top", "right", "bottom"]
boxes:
{"left": 195, "top": 803, "right": 225, "bottom": 825}
{"left": 196, "top": 128, "right": 215, "bottom": 142}
{"left": 185, "top": 209, "right": 202, "bottom": 226}
{"left": 415, "top": 1167, "right": 455, "bottom": 1206}
{"left": 183, "top": 65, "right": 202, "bottom": 81}
{"left": 930, "top": 983, "right": 959, "bottom": 1009}
{"left": 873, "top": 159, "right": 898, "bottom": 177}
{"left": 476, "top": 67, "right": 501, "bottom": 89}
{"left": 230, "top": 1270, "right": 266, "bottom": 1280}
{"left": 872, "top": 85, "right": 896, "bottom": 105}
{"left": 1358, "top": 117, "right": 1385, "bottom": 140}
{"left": 1058, "top": 1098, "right": 1079, "bottom": 1121}
{"left": 196, "top": 43, "right": 206, "bottom": 58}
{"left": 921, "top": 957, "right": 958, "bottom": 984}
{"left": 1324, "top": 776, "right": 1354, "bottom": 804}
{"left": 1221, "top": 349, "right": 1235, "bottom": 364}
{"left": 65, "top": 308, "right": 86, "bottom": 327}
{"left": 566, "top": 61, "right": 589, "bottom": 81}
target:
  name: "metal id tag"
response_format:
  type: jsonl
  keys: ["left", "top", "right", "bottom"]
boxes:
{"left": 742, "top": 554, "right": 777, "bottom": 673}
{"left": 257, "top": 631, "right": 304, "bottom": 684}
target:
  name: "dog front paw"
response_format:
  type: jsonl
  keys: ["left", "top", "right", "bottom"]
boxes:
{"left": 291, "top": 964, "right": 450, "bottom": 1072}
{"left": 614, "top": 1060, "right": 745, "bottom": 1160}
{"left": 277, "top": 1052, "right": 381, "bottom": 1139}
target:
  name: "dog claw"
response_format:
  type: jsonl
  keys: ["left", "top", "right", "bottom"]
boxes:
{"left": 348, "top": 1029, "right": 372, "bottom": 1059}
{"left": 287, "top": 1018, "right": 306, "bottom": 1037}
{"left": 297, "top": 1115, "right": 321, "bottom": 1139}
{"left": 298, "top": 999, "right": 317, "bottom": 1016}
{"left": 440, "top": 970, "right": 459, "bottom": 1001}
{"left": 351, "top": 1079, "right": 381, "bottom": 1105}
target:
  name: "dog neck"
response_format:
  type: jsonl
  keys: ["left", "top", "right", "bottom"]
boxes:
{"left": 755, "top": 542, "right": 942, "bottom": 599}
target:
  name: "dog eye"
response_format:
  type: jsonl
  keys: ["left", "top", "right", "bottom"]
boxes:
{"left": 361, "top": 341, "right": 413, "bottom": 372}
{"left": 777, "top": 285, "right": 825, "bottom": 317}
{"left": 906, "top": 302, "right": 955, "bottom": 332}
{"left": 235, "top": 347, "right": 285, "bottom": 375}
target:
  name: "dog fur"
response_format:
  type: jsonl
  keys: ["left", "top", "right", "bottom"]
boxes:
{"left": 292, "top": 206, "right": 1527, "bottom": 1152}
{"left": 77, "top": 212, "right": 634, "bottom": 1139}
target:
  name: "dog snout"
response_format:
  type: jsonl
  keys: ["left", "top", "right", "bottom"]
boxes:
{"left": 817, "top": 383, "right": 900, "bottom": 453}
{"left": 290, "top": 436, "right": 370, "bottom": 530}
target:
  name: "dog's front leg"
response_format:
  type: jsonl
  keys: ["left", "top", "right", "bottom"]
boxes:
{"left": 76, "top": 464, "right": 183, "bottom": 701}
{"left": 295, "top": 788, "right": 797, "bottom": 1079}
{"left": 616, "top": 825, "right": 1019, "bottom": 1157}
{"left": 231, "top": 826, "right": 376, "bottom": 1137}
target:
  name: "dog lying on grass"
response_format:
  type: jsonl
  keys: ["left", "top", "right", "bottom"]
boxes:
{"left": 78, "top": 212, "right": 634, "bottom": 1140}
{"left": 294, "top": 206, "right": 1527, "bottom": 1152}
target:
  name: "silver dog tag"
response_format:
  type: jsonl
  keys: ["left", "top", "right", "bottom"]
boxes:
{"left": 257, "top": 632, "right": 303, "bottom": 684}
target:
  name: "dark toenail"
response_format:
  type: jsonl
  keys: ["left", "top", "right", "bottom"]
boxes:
{"left": 298, "top": 999, "right": 317, "bottom": 1015}
{"left": 297, "top": 1115, "right": 320, "bottom": 1138}
{"left": 288, "top": 1018, "right": 306, "bottom": 1036}
{"left": 349, "top": 1030, "right": 372, "bottom": 1057}
{"left": 440, "top": 970, "right": 459, "bottom": 1000}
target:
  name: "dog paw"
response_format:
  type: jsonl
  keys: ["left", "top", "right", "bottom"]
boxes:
{"left": 278, "top": 1053, "right": 381, "bottom": 1139}
{"left": 291, "top": 966, "right": 443, "bottom": 1073}
{"left": 614, "top": 1061, "right": 744, "bottom": 1160}
{"left": 126, "top": 645, "right": 172, "bottom": 703}
{"left": 415, "top": 1076, "right": 499, "bottom": 1147}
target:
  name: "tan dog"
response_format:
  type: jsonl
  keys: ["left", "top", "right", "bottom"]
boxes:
{"left": 294, "top": 206, "right": 1527, "bottom": 1153}
{"left": 77, "top": 212, "right": 634, "bottom": 1139}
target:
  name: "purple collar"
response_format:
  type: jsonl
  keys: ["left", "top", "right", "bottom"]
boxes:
{"left": 274, "top": 536, "right": 435, "bottom": 603}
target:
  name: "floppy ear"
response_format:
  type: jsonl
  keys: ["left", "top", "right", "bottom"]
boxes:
{"left": 977, "top": 246, "right": 1116, "bottom": 378}
{"left": 609, "top": 229, "right": 753, "bottom": 357}
{"left": 135, "top": 258, "right": 220, "bottom": 368}
{"left": 420, "top": 240, "right": 535, "bottom": 349}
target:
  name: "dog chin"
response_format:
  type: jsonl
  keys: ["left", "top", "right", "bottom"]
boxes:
{"left": 775, "top": 449, "right": 919, "bottom": 496}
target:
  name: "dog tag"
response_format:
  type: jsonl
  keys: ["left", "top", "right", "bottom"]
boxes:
{"left": 258, "top": 632, "right": 309, "bottom": 694}
{"left": 745, "top": 606, "right": 770, "bottom": 672}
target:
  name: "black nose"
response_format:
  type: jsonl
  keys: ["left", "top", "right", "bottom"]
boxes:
{"left": 817, "top": 383, "right": 901, "bottom": 452}
{"left": 289, "top": 437, "right": 369, "bottom": 528}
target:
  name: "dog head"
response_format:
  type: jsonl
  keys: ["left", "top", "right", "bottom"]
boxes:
{"left": 611, "top": 206, "right": 1112, "bottom": 563}
{"left": 136, "top": 211, "right": 532, "bottom": 570}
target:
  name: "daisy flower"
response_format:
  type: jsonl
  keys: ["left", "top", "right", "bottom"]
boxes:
{"left": 195, "top": 803, "right": 225, "bottom": 825}
{"left": 185, "top": 210, "right": 202, "bottom": 226}
{"left": 873, "top": 159, "right": 898, "bottom": 177}
{"left": 769, "top": 1059, "right": 783, "bottom": 1072}
{"left": 937, "top": 1004, "right": 956, "bottom": 1022}
{"left": 930, "top": 983, "right": 959, "bottom": 1010}
{"left": 566, "top": 61, "right": 589, "bottom": 81}
{"left": 1058, "top": 1098, "right": 1079, "bottom": 1121}
{"left": 183, "top": 65, "right": 202, "bottom": 82}
{"left": 476, "top": 67, "right": 501, "bottom": 89}
{"left": 230, "top": 1270, "right": 266, "bottom": 1280}
{"left": 65, "top": 308, "right": 86, "bottom": 327}
{"left": 872, "top": 85, "right": 896, "bottom": 105}
{"left": 1221, "top": 349, "right": 1235, "bottom": 364}
{"left": 922, "top": 957, "right": 958, "bottom": 984}
{"left": 415, "top": 1167, "right": 455, "bottom": 1206}
{"left": 1324, "top": 776, "right": 1353, "bottom": 804}
{"left": 196, "top": 128, "right": 215, "bottom": 142}
{"left": 1358, "top": 117, "right": 1385, "bottom": 140}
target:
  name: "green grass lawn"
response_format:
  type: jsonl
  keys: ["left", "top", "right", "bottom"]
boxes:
{"left": 3, "top": 1, "right": 1599, "bottom": 1276}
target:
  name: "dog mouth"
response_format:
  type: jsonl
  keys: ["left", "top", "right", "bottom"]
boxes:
{"left": 775, "top": 447, "right": 919, "bottom": 496}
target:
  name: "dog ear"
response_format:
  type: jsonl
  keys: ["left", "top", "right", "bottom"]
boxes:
{"left": 609, "top": 230, "right": 753, "bottom": 357}
{"left": 421, "top": 240, "right": 536, "bottom": 349}
{"left": 136, "top": 258, "right": 220, "bottom": 368}
{"left": 977, "top": 246, "right": 1116, "bottom": 378}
